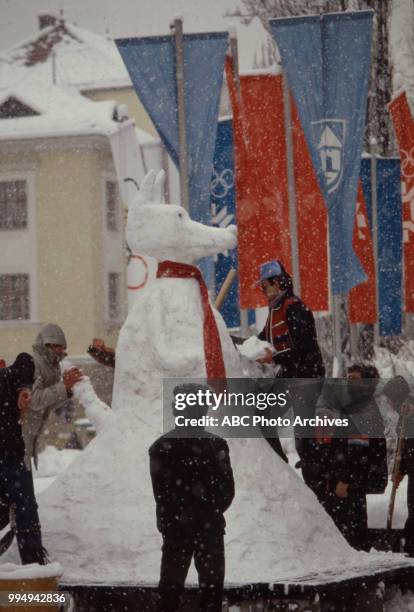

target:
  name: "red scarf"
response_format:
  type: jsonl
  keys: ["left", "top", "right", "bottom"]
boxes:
{"left": 157, "top": 261, "right": 226, "bottom": 382}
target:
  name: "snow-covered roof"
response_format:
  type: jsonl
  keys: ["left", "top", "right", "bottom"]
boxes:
{"left": 0, "top": 19, "right": 131, "bottom": 92}
{"left": 0, "top": 72, "right": 121, "bottom": 142}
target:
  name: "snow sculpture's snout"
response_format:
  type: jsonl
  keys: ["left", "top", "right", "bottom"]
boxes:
{"left": 126, "top": 170, "right": 237, "bottom": 264}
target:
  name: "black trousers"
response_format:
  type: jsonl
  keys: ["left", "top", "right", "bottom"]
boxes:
{"left": 322, "top": 491, "right": 369, "bottom": 551}
{"left": 157, "top": 529, "right": 225, "bottom": 612}
{"left": 0, "top": 459, "right": 45, "bottom": 564}
{"left": 405, "top": 472, "right": 414, "bottom": 554}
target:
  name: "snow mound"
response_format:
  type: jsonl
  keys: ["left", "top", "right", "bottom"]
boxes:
{"left": 0, "top": 562, "right": 62, "bottom": 580}
{"left": 35, "top": 446, "right": 81, "bottom": 479}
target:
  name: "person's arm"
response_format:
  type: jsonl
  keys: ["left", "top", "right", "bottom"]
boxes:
{"left": 214, "top": 440, "right": 235, "bottom": 513}
{"left": 31, "top": 368, "right": 83, "bottom": 412}
{"left": 17, "top": 388, "right": 32, "bottom": 411}
{"left": 149, "top": 443, "right": 174, "bottom": 531}
{"left": 87, "top": 339, "right": 116, "bottom": 368}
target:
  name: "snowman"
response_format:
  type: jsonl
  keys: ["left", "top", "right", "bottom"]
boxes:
{"left": 29, "top": 171, "right": 361, "bottom": 585}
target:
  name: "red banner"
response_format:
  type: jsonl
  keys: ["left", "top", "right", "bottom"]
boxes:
{"left": 226, "top": 60, "right": 328, "bottom": 311}
{"left": 389, "top": 91, "right": 414, "bottom": 312}
{"left": 348, "top": 181, "right": 377, "bottom": 323}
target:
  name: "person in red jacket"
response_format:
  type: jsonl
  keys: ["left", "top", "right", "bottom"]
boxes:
{"left": 255, "top": 260, "right": 325, "bottom": 483}
{"left": 256, "top": 260, "right": 325, "bottom": 378}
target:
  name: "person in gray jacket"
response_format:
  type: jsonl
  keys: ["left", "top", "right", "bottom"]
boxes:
{"left": 22, "top": 324, "right": 83, "bottom": 470}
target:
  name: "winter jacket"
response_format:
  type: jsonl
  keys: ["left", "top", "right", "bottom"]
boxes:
{"left": 397, "top": 401, "right": 414, "bottom": 476}
{"left": 21, "top": 339, "right": 68, "bottom": 469}
{"left": 258, "top": 290, "right": 325, "bottom": 378}
{"left": 333, "top": 398, "right": 387, "bottom": 496}
{"left": 0, "top": 353, "right": 35, "bottom": 462}
{"left": 149, "top": 431, "right": 235, "bottom": 535}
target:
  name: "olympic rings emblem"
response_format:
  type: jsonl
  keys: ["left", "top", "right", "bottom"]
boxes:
{"left": 401, "top": 147, "right": 414, "bottom": 180}
{"left": 210, "top": 168, "right": 234, "bottom": 199}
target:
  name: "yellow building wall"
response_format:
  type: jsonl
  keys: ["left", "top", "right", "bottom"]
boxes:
{"left": 84, "top": 87, "right": 157, "bottom": 138}
{"left": 0, "top": 138, "right": 124, "bottom": 362}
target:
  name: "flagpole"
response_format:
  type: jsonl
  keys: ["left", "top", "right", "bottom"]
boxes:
{"left": 172, "top": 17, "right": 190, "bottom": 211}
{"left": 332, "top": 294, "right": 344, "bottom": 377}
{"left": 349, "top": 318, "right": 359, "bottom": 361}
{"left": 229, "top": 31, "right": 249, "bottom": 339}
{"left": 370, "top": 137, "right": 380, "bottom": 346}
{"left": 282, "top": 69, "right": 301, "bottom": 296}
{"left": 229, "top": 28, "right": 241, "bottom": 98}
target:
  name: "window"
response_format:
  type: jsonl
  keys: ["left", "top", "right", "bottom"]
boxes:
{"left": 0, "top": 274, "right": 30, "bottom": 320}
{"left": 0, "top": 97, "right": 39, "bottom": 119}
{"left": 0, "top": 180, "right": 28, "bottom": 230}
{"left": 106, "top": 180, "right": 119, "bottom": 231}
{"left": 108, "top": 272, "right": 120, "bottom": 320}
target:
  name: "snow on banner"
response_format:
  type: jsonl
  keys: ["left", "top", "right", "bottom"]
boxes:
{"left": 115, "top": 32, "right": 228, "bottom": 286}
{"left": 226, "top": 59, "right": 328, "bottom": 311}
{"left": 389, "top": 91, "right": 414, "bottom": 312}
{"left": 270, "top": 11, "right": 374, "bottom": 295}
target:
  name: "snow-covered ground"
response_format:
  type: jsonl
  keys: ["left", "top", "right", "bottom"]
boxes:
{"left": 33, "top": 441, "right": 410, "bottom": 534}
{"left": 386, "top": 589, "right": 414, "bottom": 611}
{"left": 33, "top": 446, "right": 81, "bottom": 495}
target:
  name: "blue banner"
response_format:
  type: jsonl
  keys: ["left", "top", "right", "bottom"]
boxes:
{"left": 270, "top": 11, "right": 374, "bottom": 295}
{"left": 360, "top": 158, "right": 402, "bottom": 336}
{"left": 212, "top": 119, "right": 239, "bottom": 328}
{"left": 115, "top": 32, "right": 228, "bottom": 223}
{"left": 211, "top": 119, "right": 255, "bottom": 330}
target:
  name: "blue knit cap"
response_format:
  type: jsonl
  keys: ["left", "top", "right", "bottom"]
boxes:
{"left": 257, "top": 260, "right": 283, "bottom": 283}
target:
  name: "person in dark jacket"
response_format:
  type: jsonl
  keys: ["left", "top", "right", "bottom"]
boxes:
{"left": 256, "top": 260, "right": 325, "bottom": 379}
{"left": 0, "top": 353, "right": 49, "bottom": 564}
{"left": 322, "top": 365, "right": 387, "bottom": 551}
{"left": 149, "top": 384, "right": 235, "bottom": 612}
{"left": 255, "top": 260, "right": 325, "bottom": 474}
{"left": 383, "top": 375, "right": 414, "bottom": 556}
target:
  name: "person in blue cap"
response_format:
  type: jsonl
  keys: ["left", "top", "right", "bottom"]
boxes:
{"left": 256, "top": 260, "right": 324, "bottom": 378}
{"left": 255, "top": 260, "right": 325, "bottom": 485}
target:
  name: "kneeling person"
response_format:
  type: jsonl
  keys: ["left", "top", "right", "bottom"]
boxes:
{"left": 149, "top": 384, "right": 235, "bottom": 612}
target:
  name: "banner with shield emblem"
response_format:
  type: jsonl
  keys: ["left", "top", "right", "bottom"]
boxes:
{"left": 270, "top": 11, "right": 374, "bottom": 295}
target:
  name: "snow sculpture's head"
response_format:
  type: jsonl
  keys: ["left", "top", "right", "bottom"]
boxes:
{"left": 126, "top": 170, "right": 237, "bottom": 264}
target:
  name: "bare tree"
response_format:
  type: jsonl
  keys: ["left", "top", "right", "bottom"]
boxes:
{"left": 364, "top": 0, "right": 393, "bottom": 155}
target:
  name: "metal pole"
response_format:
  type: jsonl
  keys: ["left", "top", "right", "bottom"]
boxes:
{"left": 51, "top": 51, "right": 56, "bottom": 85}
{"left": 229, "top": 30, "right": 249, "bottom": 338}
{"left": 160, "top": 144, "right": 170, "bottom": 203}
{"left": 332, "top": 293, "right": 344, "bottom": 377}
{"left": 229, "top": 28, "right": 241, "bottom": 98}
{"left": 370, "top": 137, "right": 380, "bottom": 345}
{"left": 282, "top": 70, "right": 301, "bottom": 296}
{"left": 172, "top": 17, "right": 190, "bottom": 211}
{"left": 350, "top": 319, "right": 359, "bottom": 362}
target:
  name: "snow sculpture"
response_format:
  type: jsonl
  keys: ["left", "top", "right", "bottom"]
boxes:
{"left": 32, "top": 170, "right": 362, "bottom": 585}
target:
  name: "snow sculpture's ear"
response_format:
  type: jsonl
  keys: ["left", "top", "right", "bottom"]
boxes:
{"left": 136, "top": 170, "right": 156, "bottom": 205}
{"left": 153, "top": 170, "right": 166, "bottom": 203}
